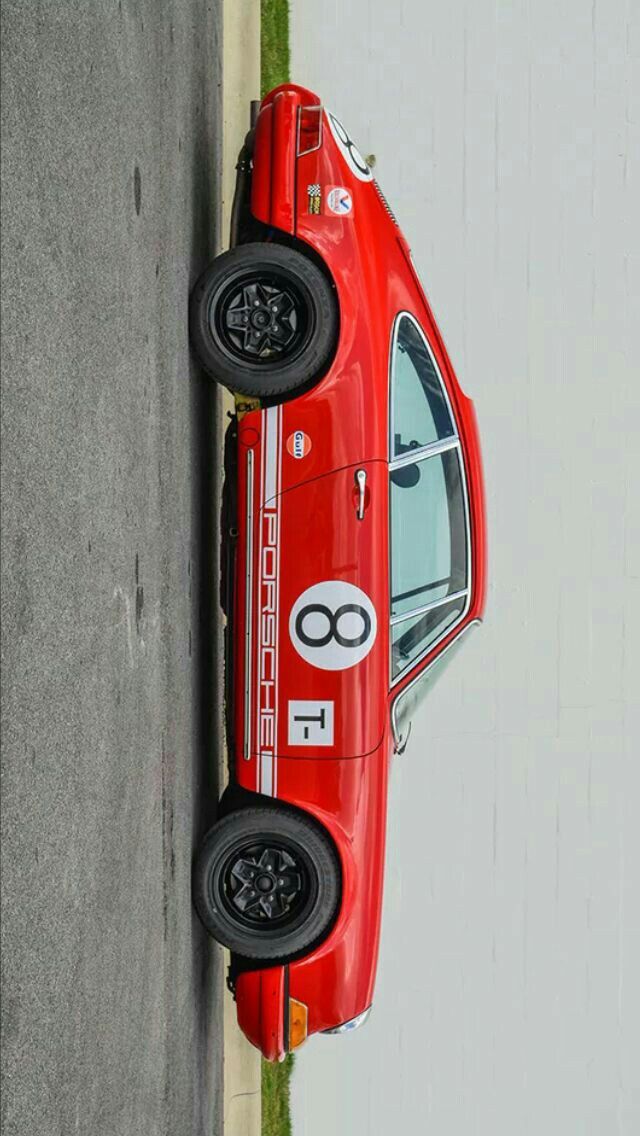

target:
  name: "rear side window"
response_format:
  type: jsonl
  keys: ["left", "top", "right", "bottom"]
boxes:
{"left": 391, "top": 315, "right": 454, "bottom": 459}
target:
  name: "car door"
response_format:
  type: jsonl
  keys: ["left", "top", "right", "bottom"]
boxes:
{"left": 253, "top": 457, "right": 389, "bottom": 771}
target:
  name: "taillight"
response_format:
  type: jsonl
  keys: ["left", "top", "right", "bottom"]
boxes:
{"left": 297, "top": 105, "right": 323, "bottom": 156}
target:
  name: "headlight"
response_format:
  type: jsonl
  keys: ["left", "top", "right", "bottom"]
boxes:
{"left": 322, "top": 1007, "right": 372, "bottom": 1035}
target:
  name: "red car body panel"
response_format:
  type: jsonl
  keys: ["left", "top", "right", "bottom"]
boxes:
{"left": 235, "top": 967, "right": 286, "bottom": 1063}
{"left": 229, "top": 84, "right": 487, "bottom": 1060}
{"left": 277, "top": 748, "right": 390, "bottom": 1033}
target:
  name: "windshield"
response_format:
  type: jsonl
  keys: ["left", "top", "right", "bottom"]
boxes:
{"left": 391, "top": 596, "right": 466, "bottom": 678}
{"left": 392, "top": 622, "right": 479, "bottom": 748}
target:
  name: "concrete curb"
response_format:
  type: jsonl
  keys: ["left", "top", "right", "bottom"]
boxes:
{"left": 220, "top": 0, "right": 262, "bottom": 253}
{"left": 222, "top": 950, "right": 262, "bottom": 1135}
{"left": 219, "top": 3, "right": 262, "bottom": 1134}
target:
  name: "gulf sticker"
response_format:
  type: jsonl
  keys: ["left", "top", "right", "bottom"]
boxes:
{"left": 286, "top": 430, "right": 312, "bottom": 459}
{"left": 326, "top": 186, "right": 353, "bottom": 216}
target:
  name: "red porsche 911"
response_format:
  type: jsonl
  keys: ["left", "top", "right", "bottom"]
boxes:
{"left": 189, "top": 84, "right": 487, "bottom": 1060}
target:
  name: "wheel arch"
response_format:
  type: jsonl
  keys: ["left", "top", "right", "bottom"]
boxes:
{"left": 217, "top": 781, "right": 346, "bottom": 967}
{"left": 189, "top": 239, "right": 340, "bottom": 400}
{"left": 236, "top": 222, "right": 343, "bottom": 404}
{"left": 260, "top": 224, "right": 341, "bottom": 300}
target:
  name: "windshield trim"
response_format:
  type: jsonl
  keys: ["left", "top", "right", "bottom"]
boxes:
{"left": 390, "top": 619, "right": 481, "bottom": 750}
{"left": 388, "top": 314, "right": 472, "bottom": 688}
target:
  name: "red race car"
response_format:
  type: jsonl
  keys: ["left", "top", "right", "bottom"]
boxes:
{"left": 190, "top": 84, "right": 487, "bottom": 1060}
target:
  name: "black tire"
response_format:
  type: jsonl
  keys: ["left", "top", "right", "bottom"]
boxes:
{"left": 192, "top": 805, "right": 341, "bottom": 961}
{"left": 189, "top": 243, "right": 338, "bottom": 398}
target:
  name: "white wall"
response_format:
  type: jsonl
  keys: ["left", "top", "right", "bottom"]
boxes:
{"left": 290, "top": 2, "right": 640, "bottom": 1133}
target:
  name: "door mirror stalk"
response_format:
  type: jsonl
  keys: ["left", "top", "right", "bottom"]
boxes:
{"left": 394, "top": 720, "right": 412, "bottom": 755}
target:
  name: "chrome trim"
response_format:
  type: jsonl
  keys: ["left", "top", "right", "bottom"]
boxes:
{"left": 390, "top": 587, "right": 469, "bottom": 626}
{"left": 243, "top": 449, "right": 254, "bottom": 760}
{"left": 322, "top": 1006, "right": 372, "bottom": 1035}
{"left": 391, "top": 620, "right": 481, "bottom": 750}
{"left": 390, "top": 435, "right": 459, "bottom": 471}
{"left": 373, "top": 179, "right": 399, "bottom": 226}
{"left": 355, "top": 468, "right": 367, "bottom": 520}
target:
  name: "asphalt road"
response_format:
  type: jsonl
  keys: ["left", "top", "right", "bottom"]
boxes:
{"left": 1, "top": 3, "right": 225, "bottom": 1133}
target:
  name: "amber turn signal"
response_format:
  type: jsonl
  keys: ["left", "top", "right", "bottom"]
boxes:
{"left": 288, "top": 998, "right": 309, "bottom": 1050}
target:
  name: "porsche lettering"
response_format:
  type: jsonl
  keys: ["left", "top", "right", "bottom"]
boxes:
{"left": 258, "top": 506, "right": 279, "bottom": 795}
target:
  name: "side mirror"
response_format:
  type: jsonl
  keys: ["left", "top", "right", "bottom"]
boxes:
{"left": 390, "top": 463, "right": 420, "bottom": 489}
{"left": 394, "top": 720, "right": 412, "bottom": 755}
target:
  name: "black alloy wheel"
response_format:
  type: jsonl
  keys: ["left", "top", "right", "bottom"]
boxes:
{"left": 218, "top": 839, "right": 316, "bottom": 930}
{"left": 214, "top": 273, "right": 313, "bottom": 365}
{"left": 193, "top": 806, "right": 341, "bottom": 961}
{"left": 189, "top": 243, "right": 338, "bottom": 399}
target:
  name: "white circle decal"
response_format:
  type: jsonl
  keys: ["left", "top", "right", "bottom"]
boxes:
{"left": 289, "top": 581, "right": 377, "bottom": 671}
{"left": 326, "top": 111, "right": 373, "bottom": 182}
{"left": 326, "top": 186, "right": 353, "bottom": 215}
{"left": 286, "top": 430, "right": 312, "bottom": 458}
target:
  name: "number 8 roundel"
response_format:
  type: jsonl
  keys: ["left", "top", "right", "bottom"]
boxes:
{"left": 326, "top": 112, "right": 373, "bottom": 183}
{"left": 289, "top": 581, "right": 378, "bottom": 671}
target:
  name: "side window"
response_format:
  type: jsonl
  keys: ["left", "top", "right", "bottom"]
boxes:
{"left": 390, "top": 449, "right": 467, "bottom": 621}
{"left": 391, "top": 316, "right": 455, "bottom": 459}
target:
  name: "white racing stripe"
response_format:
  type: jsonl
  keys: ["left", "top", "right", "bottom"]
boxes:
{"left": 243, "top": 449, "right": 255, "bottom": 761}
{"left": 256, "top": 406, "right": 282, "bottom": 796}
{"left": 263, "top": 404, "right": 279, "bottom": 505}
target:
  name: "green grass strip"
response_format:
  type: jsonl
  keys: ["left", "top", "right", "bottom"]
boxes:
{"left": 260, "top": 0, "right": 291, "bottom": 96}
{"left": 261, "top": 1053, "right": 295, "bottom": 1136}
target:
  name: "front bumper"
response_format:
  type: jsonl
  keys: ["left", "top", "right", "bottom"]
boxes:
{"left": 235, "top": 966, "right": 287, "bottom": 1062}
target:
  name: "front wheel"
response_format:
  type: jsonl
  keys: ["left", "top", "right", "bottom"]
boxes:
{"left": 189, "top": 243, "right": 338, "bottom": 398}
{"left": 192, "top": 805, "right": 341, "bottom": 961}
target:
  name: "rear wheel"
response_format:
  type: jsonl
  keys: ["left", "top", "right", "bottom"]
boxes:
{"left": 192, "top": 806, "right": 341, "bottom": 961}
{"left": 189, "top": 243, "right": 338, "bottom": 398}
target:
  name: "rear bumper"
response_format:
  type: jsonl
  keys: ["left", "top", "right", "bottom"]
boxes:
{"left": 235, "top": 966, "right": 287, "bottom": 1062}
{"left": 250, "top": 84, "right": 321, "bottom": 235}
{"left": 251, "top": 90, "right": 297, "bottom": 233}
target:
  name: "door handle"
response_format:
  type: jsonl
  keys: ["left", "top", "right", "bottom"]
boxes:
{"left": 354, "top": 468, "right": 367, "bottom": 520}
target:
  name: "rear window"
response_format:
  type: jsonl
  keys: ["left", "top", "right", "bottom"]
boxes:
{"left": 391, "top": 315, "right": 455, "bottom": 459}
